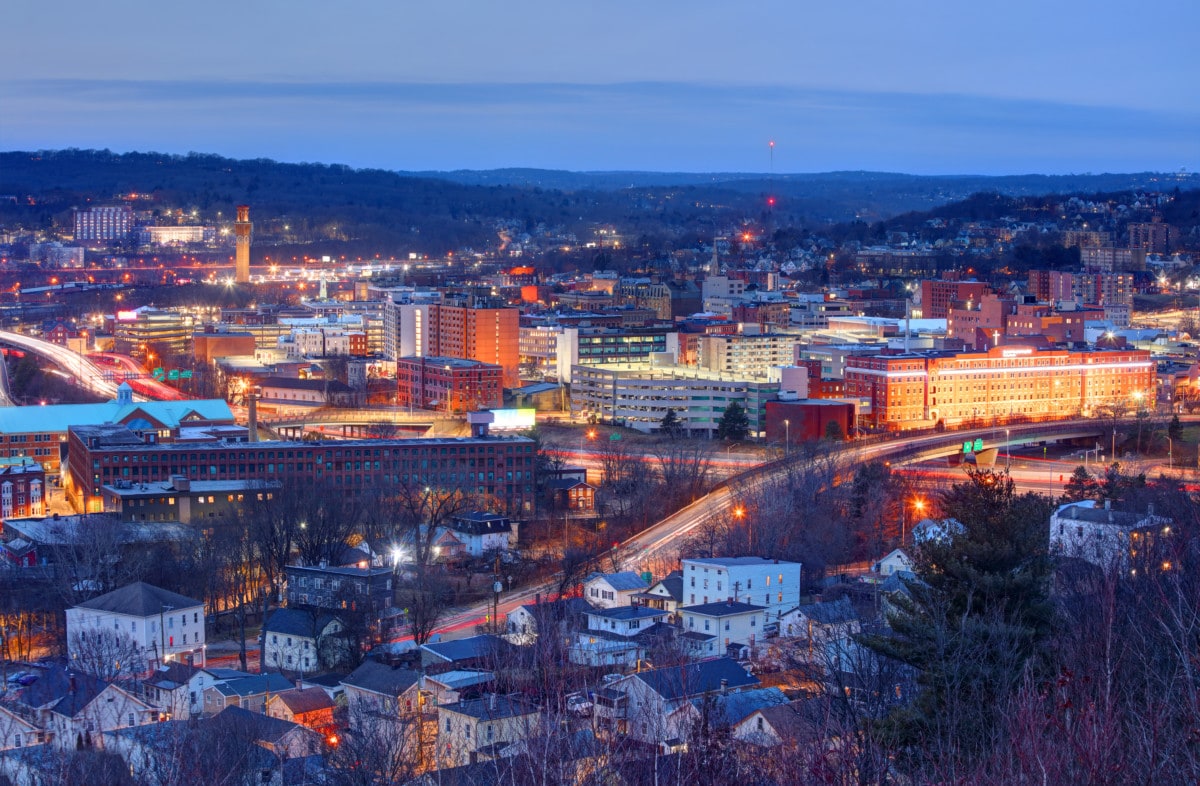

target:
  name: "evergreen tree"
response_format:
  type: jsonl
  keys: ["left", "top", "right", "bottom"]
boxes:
{"left": 715, "top": 402, "right": 749, "bottom": 440}
{"left": 1060, "top": 465, "right": 1099, "bottom": 503}
{"left": 824, "top": 420, "right": 844, "bottom": 441}
{"left": 861, "top": 468, "right": 1053, "bottom": 771}
{"left": 1168, "top": 413, "right": 1183, "bottom": 444}
{"left": 659, "top": 408, "right": 682, "bottom": 437}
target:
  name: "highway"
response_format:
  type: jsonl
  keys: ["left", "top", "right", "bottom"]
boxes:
{"left": 0, "top": 330, "right": 123, "bottom": 400}
{"left": 426, "top": 416, "right": 1196, "bottom": 641}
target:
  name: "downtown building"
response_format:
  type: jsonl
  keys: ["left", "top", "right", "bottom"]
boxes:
{"left": 395, "top": 356, "right": 503, "bottom": 413}
{"left": 73, "top": 205, "right": 133, "bottom": 244}
{"left": 845, "top": 345, "right": 1154, "bottom": 431}
{"left": 65, "top": 425, "right": 537, "bottom": 515}
{"left": 386, "top": 302, "right": 520, "bottom": 386}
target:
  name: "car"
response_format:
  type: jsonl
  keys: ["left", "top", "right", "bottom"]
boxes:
{"left": 16, "top": 674, "right": 37, "bottom": 686}
{"left": 6, "top": 672, "right": 28, "bottom": 685}
{"left": 601, "top": 673, "right": 624, "bottom": 685}
{"left": 566, "top": 693, "right": 593, "bottom": 715}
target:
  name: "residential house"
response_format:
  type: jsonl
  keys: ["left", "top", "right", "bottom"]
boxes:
{"left": 445, "top": 512, "right": 518, "bottom": 557}
{"left": 266, "top": 688, "right": 337, "bottom": 733}
{"left": 11, "top": 669, "right": 158, "bottom": 750}
{"left": 677, "top": 601, "right": 765, "bottom": 659}
{"left": 583, "top": 572, "right": 649, "bottom": 609}
{"left": 632, "top": 570, "right": 683, "bottom": 622}
{"left": 732, "top": 699, "right": 825, "bottom": 749}
{"left": 201, "top": 673, "right": 293, "bottom": 716}
{"left": 779, "top": 597, "right": 861, "bottom": 654}
{"left": 437, "top": 694, "right": 541, "bottom": 767}
{"left": 688, "top": 686, "right": 791, "bottom": 736}
{"left": 871, "top": 549, "right": 913, "bottom": 577}
{"left": 285, "top": 562, "right": 394, "bottom": 613}
{"left": 421, "top": 635, "right": 508, "bottom": 673}
{"left": 570, "top": 605, "right": 671, "bottom": 668}
{"left": 422, "top": 670, "right": 494, "bottom": 710}
{"left": 0, "top": 458, "right": 46, "bottom": 519}
{"left": 0, "top": 704, "right": 42, "bottom": 751}
{"left": 593, "top": 657, "right": 758, "bottom": 746}
{"left": 65, "top": 582, "right": 206, "bottom": 673}
{"left": 680, "top": 557, "right": 802, "bottom": 626}
{"left": 141, "top": 662, "right": 225, "bottom": 720}
{"left": 504, "top": 596, "right": 592, "bottom": 645}
{"left": 545, "top": 477, "right": 596, "bottom": 513}
{"left": 1050, "top": 499, "right": 1171, "bottom": 571}
{"left": 340, "top": 660, "right": 423, "bottom": 721}
{"left": 261, "top": 608, "right": 346, "bottom": 674}
{"left": 212, "top": 705, "right": 327, "bottom": 759}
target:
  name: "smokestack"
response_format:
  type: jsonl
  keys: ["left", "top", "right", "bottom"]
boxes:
{"left": 235, "top": 205, "right": 252, "bottom": 284}
{"left": 247, "top": 390, "right": 258, "bottom": 443}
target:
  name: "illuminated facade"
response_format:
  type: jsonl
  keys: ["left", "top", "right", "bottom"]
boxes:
{"left": 845, "top": 346, "right": 1153, "bottom": 430}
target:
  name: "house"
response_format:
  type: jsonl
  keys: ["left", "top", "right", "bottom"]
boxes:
{"left": 871, "top": 548, "right": 913, "bottom": 577}
{"left": 201, "top": 673, "right": 293, "bottom": 716}
{"left": 0, "top": 704, "right": 42, "bottom": 751}
{"left": 504, "top": 596, "right": 592, "bottom": 645}
{"left": 911, "top": 517, "right": 963, "bottom": 545}
{"left": 65, "top": 582, "right": 206, "bottom": 673}
{"left": 11, "top": 669, "right": 159, "bottom": 750}
{"left": 141, "top": 662, "right": 226, "bottom": 720}
{"left": 732, "top": 699, "right": 825, "bottom": 748}
{"left": 0, "top": 458, "right": 46, "bottom": 519}
{"left": 261, "top": 608, "right": 346, "bottom": 674}
{"left": 285, "top": 562, "right": 394, "bottom": 613}
{"left": 632, "top": 570, "right": 684, "bottom": 621}
{"left": 677, "top": 601, "right": 765, "bottom": 659}
{"left": 688, "top": 686, "right": 791, "bottom": 733}
{"left": 340, "top": 659, "right": 423, "bottom": 720}
{"left": 593, "top": 657, "right": 758, "bottom": 745}
{"left": 680, "top": 557, "right": 802, "bottom": 626}
{"left": 266, "top": 688, "right": 337, "bottom": 733}
{"left": 779, "top": 597, "right": 861, "bottom": 653}
{"left": 422, "top": 670, "right": 495, "bottom": 710}
{"left": 437, "top": 694, "right": 541, "bottom": 767}
{"left": 421, "top": 634, "right": 508, "bottom": 673}
{"left": 1050, "top": 499, "right": 1171, "bottom": 571}
{"left": 570, "top": 605, "right": 672, "bottom": 668}
{"left": 545, "top": 477, "right": 596, "bottom": 513}
{"left": 212, "top": 705, "right": 328, "bottom": 759}
{"left": 582, "top": 571, "right": 649, "bottom": 609}
{"left": 445, "top": 511, "right": 518, "bottom": 557}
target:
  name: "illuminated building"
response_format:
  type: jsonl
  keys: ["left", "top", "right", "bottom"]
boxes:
{"left": 845, "top": 345, "right": 1153, "bottom": 430}
{"left": 73, "top": 205, "right": 133, "bottom": 243}
{"left": 234, "top": 205, "right": 252, "bottom": 284}
{"left": 918, "top": 280, "right": 990, "bottom": 320}
{"left": 395, "top": 356, "right": 503, "bottom": 413}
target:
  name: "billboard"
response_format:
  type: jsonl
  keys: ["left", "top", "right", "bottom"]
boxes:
{"left": 490, "top": 408, "right": 536, "bottom": 431}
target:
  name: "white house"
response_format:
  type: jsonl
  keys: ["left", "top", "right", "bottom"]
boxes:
{"left": 593, "top": 658, "right": 758, "bottom": 746}
{"left": 504, "top": 597, "right": 592, "bottom": 645}
{"left": 340, "top": 660, "right": 423, "bottom": 719}
{"left": 680, "top": 557, "right": 802, "bottom": 626}
{"left": 732, "top": 701, "right": 818, "bottom": 748}
{"left": 445, "top": 511, "right": 518, "bottom": 557}
{"left": 261, "top": 609, "right": 346, "bottom": 674}
{"left": 65, "top": 582, "right": 206, "bottom": 674}
{"left": 13, "top": 670, "right": 159, "bottom": 751}
{"left": 871, "top": 549, "right": 913, "bottom": 578}
{"left": 437, "top": 694, "right": 541, "bottom": 768}
{"left": 583, "top": 572, "right": 649, "bottom": 609}
{"left": 569, "top": 605, "right": 669, "bottom": 668}
{"left": 632, "top": 571, "right": 684, "bottom": 622}
{"left": 678, "top": 601, "right": 765, "bottom": 659}
{"left": 1050, "top": 500, "right": 1171, "bottom": 571}
{"left": 779, "top": 597, "right": 861, "bottom": 656}
{"left": 141, "top": 662, "right": 227, "bottom": 720}
{"left": 0, "top": 705, "right": 41, "bottom": 751}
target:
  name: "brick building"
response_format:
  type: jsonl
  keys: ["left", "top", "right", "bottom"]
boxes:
{"left": 0, "top": 457, "right": 46, "bottom": 519}
{"left": 395, "top": 356, "right": 503, "bottom": 413}
{"left": 918, "top": 280, "right": 990, "bottom": 319}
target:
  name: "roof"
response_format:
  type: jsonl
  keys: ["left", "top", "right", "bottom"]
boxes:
{"left": 545, "top": 477, "right": 594, "bottom": 491}
{"left": 145, "top": 662, "right": 202, "bottom": 691}
{"left": 586, "top": 605, "right": 668, "bottom": 622}
{"left": 515, "top": 596, "right": 593, "bottom": 618}
{"left": 441, "top": 694, "right": 538, "bottom": 721}
{"left": 6, "top": 516, "right": 195, "bottom": 547}
{"left": 74, "top": 581, "right": 203, "bottom": 617}
{"left": 791, "top": 597, "right": 858, "bottom": 625}
{"left": 683, "top": 557, "right": 800, "bottom": 568}
{"left": 421, "top": 634, "right": 506, "bottom": 664}
{"left": 423, "top": 670, "right": 494, "bottom": 691}
{"left": 211, "top": 673, "right": 293, "bottom": 698}
{"left": 0, "top": 398, "right": 234, "bottom": 436}
{"left": 270, "top": 687, "right": 336, "bottom": 715}
{"left": 692, "top": 686, "right": 790, "bottom": 726}
{"left": 263, "top": 608, "right": 340, "bottom": 638}
{"left": 449, "top": 511, "right": 513, "bottom": 536}
{"left": 746, "top": 700, "right": 826, "bottom": 744}
{"left": 633, "top": 657, "right": 758, "bottom": 701}
{"left": 341, "top": 660, "right": 421, "bottom": 697}
{"left": 679, "top": 600, "right": 765, "bottom": 617}
{"left": 213, "top": 705, "right": 313, "bottom": 745}
{"left": 586, "top": 571, "right": 649, "bottom": 592}
{"left": 647, "top": 571, "right": 683, "bottom": 602}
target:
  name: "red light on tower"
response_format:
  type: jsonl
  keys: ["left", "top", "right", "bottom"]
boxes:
{"left": 767, "top": 197, "right": 776, "bottom": 207}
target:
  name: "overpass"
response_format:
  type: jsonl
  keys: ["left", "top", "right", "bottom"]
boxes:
{"left": 0, "top": 330, "right": 124, "bottom": 401}
{"left": 258, "top": 407, "right": 458, "bottom": 439}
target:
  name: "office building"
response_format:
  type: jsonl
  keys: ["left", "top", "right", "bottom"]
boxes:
{"left": 73, "top": 205, "right": 133, "bottom": 243}
{"left": 395, "top": 356, "right": 503, "bottom": 413}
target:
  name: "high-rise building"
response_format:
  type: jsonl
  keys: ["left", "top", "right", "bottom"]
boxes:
{"left": 73, "top": 205, "right": 133, "bottom": 243}
{"left": 918, "top": 280, "right": 990, "bottom": 320}
{"left": 389, "top": 304, "right": 520, "bottom": 386}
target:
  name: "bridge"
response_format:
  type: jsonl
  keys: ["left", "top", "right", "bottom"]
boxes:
{"left": 0, "top": 330, "right": 125, "bottom": 401}
{"left": 258, "top": 407, "right": 459, "bottom": 439}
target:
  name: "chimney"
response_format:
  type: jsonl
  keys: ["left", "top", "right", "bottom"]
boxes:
{"left": 68, "top": 674, "right": 76, "bottom": 695}
{"left": 489, "top": 693, "right": 497, "bottom": 711}
{"left": 720, "top": 678, "right": 728, "bottom": 695}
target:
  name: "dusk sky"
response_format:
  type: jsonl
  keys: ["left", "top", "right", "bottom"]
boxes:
{"left": 4, "top": 0, "right": 1197, "bottom": 175}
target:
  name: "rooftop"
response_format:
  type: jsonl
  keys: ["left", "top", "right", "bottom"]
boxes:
{"left": 74, "top": 581, "right": 203, "bottom": 617}
{"left": 679, "top": 600, "right": 765, "bottom": 617}
{"left": 683, "top": 556, "right": 800, "bottom": 568}
{"left": 633, "top": 657, "right": 758, "bottom": 701}
{"left": 586, "top": 571, "right": 649, "bottom": 592}
{"left": 441, "top": 694, "right": 538, "bottom": 721}
{"left": 341, "top": 659, "right": 421, "bottom": 697}
{"left": 0, "top": 397, "right": 233, "bottom": 436}
{"left": 587, "top": 605, "right": 668, "bottom": 621}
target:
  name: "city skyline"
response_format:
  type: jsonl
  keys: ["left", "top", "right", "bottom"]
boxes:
{"left": 3, "top": 0, "right": 1198, "bottom": 174}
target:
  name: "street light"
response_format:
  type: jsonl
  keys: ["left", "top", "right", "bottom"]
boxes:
{"left": 783, "top": 419, "right": 790, "bottom": 457}
{"left": 905, "top": 497, "right": 926, "bottom": 546}
{"left": 1005, "top": 428, "right": 1010, "bottom": 470}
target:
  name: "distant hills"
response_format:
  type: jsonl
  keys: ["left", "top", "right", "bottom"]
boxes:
{"left": 1, "top": 150, "right": 1196, "bottom": 257}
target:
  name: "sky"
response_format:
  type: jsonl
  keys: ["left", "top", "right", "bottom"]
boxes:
{"left": 3, "top": 0, "right": 1198, "bottom": 175}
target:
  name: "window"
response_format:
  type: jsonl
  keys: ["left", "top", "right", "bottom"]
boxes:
{"left": 465, "top": 724, "right": 471, "bottom": 739}
{"left": 487, "top": 725, "right": 494, "bottom": 741}
{"left": 128, "top": 713, "right": 136, "bottom": 727}
{"left": 445, "top": 719, "right": 452, "bottom": 732}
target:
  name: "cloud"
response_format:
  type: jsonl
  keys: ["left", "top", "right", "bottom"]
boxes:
{"left": 3, "top": 79, "right": 1197, "bottom": 174}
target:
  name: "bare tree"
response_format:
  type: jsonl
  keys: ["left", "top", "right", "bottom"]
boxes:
{"left": 67, "top": 627, "right": 149, "bottom": 681}
{"left": 399, "top": 574, "right": 452, "bottom": 646}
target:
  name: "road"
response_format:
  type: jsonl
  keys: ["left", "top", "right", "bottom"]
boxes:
{"left": 0, "top": 330, "right": 122, "bottom": 400}
{"left": 426, "top": 415, "right": 1200, "bottom": 642}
